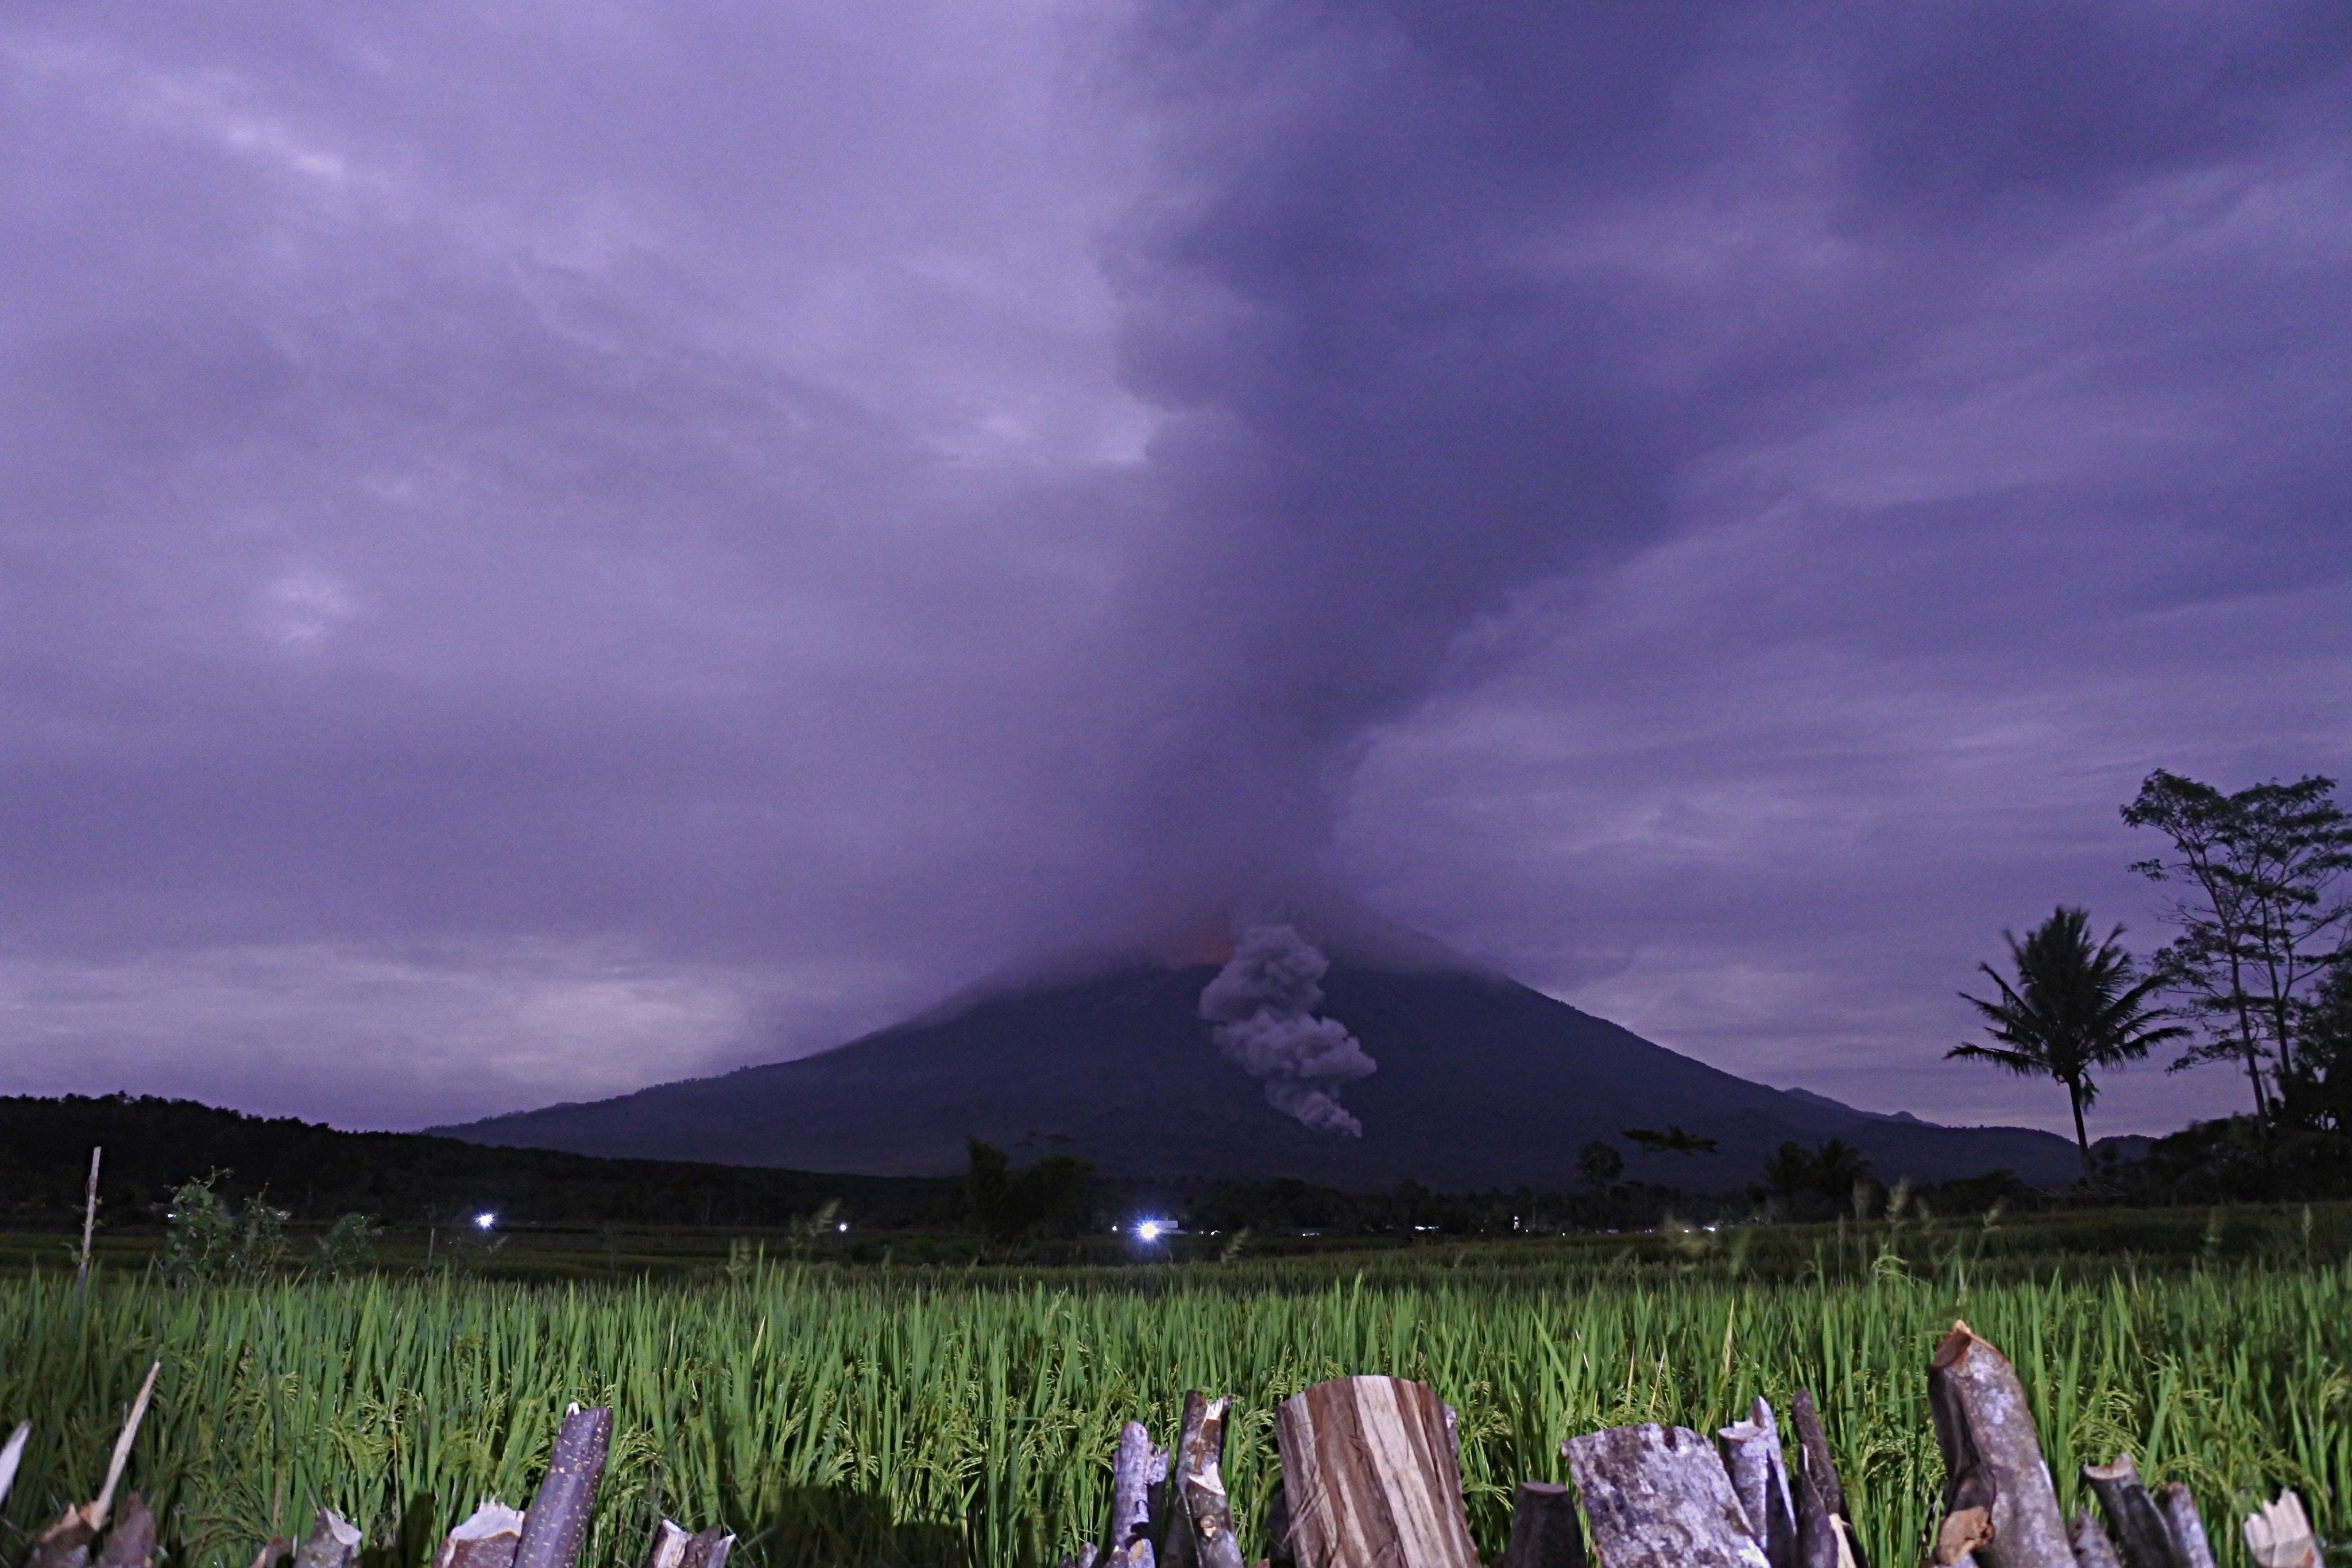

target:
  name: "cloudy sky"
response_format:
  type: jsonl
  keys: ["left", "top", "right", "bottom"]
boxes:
{"left": 4, "top": 1, "right": 2347, "bottom": 1140}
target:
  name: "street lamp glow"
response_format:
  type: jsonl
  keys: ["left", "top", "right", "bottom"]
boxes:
{"left": 474, "top": 1211, "right": 497, "bottom": 1230}
{"left": 1135, "top": 1219, "right": 1167, "bottom": 1242}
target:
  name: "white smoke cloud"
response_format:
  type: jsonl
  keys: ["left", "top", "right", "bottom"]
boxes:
{"left": 1198, "top": 924, "right": 1377, "bottom": 1136}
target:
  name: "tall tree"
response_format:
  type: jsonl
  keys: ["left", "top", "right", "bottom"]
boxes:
{"left": 2123, "top": 772, "right": 2352, "bottom": 1117}
{"left": 1949, "top": 907, "right": 2185, "bottom": 1178}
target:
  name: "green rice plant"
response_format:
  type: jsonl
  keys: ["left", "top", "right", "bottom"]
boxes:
{"left": 1, "top": 1253, "right": 2344, "bottom": 1568}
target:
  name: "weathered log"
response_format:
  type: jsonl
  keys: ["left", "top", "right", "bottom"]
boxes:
{"left": 2242, "top": 1491, "right": 2315, "bottom": 1568}
{"left": 1791, "top": 1390, "right": 1867, "bottom": 1568}
{"left": 437, "top": 1502, "right": 527, "bottom": 1568}
{"left": 245, "top": 1536, "right": 293, "bottom": 1568}
{"left": 1162, "top": 1401, "right": 1251, "bottom": 1568}
{"left": 678, "top": 1524, "right": 732, "bottom": 1568}
{"left": 1106, "top": 1419, "right": 1159, "bottom": 1568}
{"left": 1927, "top": 1322, "right": 2070, "bottom": 1568}
{"left": 1720, "top": 1397, "right": 1799, "bottom": 1568}
{"left": 92, "top": 1496, "right": 156, "bottom": 1568}
{"left": 2154, "top": 1485, "right": 2214, "bottom": 1568}
{"left": 1262, "top": 1481, "right": 1291, "bottom": 1568}
{"left": 291, "top": 1508, "right": 363, "bottom": 1568}
{"left": 640, "top": 1519, "right": 690, "bottom": 1568}
{"left": 2070, "top": 1511, "right": 2123, "bottom": 1568}
{"left": 1562, "top": 1423, "right": 1770, "bottom": 1568}
{"left": 2082, "top": 1455, "right": 2182, "bottom": 1568}
{"left": 1160, "top": 1395, "right": 1210, "bottom": 1568}
{"left": 1498, "top": 1480, "right": 1585, "bottom": 1568}
{"left": 512, "top": 1407, "right": 614, "bottom": 1568}
{"left": 1276, "top": 1376, "right": 1479, "bottom": 1568}
{"left": 0, "top": 1419, "right": 29, "bottom": 1509}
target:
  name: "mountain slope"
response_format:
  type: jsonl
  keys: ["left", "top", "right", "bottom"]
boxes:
{"left": 443, "top": 959, "right": 2084, "bottom": 1190}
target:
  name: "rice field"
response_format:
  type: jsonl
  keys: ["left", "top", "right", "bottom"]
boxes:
{"left": 2, "top": 1247, "right": 2344, "bottom": 1568}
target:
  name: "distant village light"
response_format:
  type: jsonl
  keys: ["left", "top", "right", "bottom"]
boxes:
{"left": 474, "top": 1211, "right": 497, "bottom": 1230}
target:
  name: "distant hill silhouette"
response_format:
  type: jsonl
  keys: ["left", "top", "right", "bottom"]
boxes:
{"left": 442, "top": 958, "right": 2086, "bottom": 1190}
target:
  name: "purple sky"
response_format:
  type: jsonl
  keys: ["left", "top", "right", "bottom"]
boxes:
{"left": 4, "top": 1, "right": 2347, "bottom": 1143}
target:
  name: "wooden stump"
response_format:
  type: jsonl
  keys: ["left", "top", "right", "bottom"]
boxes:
{"left": 1274, "top": 1376, "right": 1480, "bottom": 1568}
{"left": 291, "top": 1508, "right": 362, "bottom": 1568}
{"left": 437, "top": 1502, "right": 526, "bottom": 1568}
{"left": 1927, "top": 1322, "right": 2070, "bottom": 1568}
{"left": 1563, "top": 1424, "right": 1770, "bottom": 1568}
{"left": 2156, "top": 1487, "right": 2215, "bottom": 1568}
{"left": 1719, "top": 1397, "right": 1798, "bottom": 1568}
{"left": 1790, "top": 1391, "right": 1866, "bottom": 1568}
{"left": 1498, "top": 1481, "right": 1585, "bottom": 1568}
{"left": 2243, "top": 1492, "right": 2315, "bottom": 1568}
{"left": 2069, "top": 1511, "right": 2122, "bottom": 1568}
{"left": 513, "top": 1407, "right": 613, "bottom": 1568}
{"left": 2082, "top": 1455, "right": 2183, "bottom": 1568}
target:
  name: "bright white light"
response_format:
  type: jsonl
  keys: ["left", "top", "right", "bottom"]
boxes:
{"left": 836, "top": 1221, "right": 849, "bottom": 1233}
{"left": 1136, "top": 1220, "right": 1165, "bottom": 1242}
{"left": 474, "top": 1211, "right": 497, "bottom": 1230}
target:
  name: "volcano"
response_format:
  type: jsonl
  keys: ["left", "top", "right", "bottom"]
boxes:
{"left": 439, "top": 947, "right": 2084, "bottom": 1190}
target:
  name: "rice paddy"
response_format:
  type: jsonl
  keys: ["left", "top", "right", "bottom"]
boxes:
{"left": 2, "top": 1237, "right": 2343, "bottom": 1568}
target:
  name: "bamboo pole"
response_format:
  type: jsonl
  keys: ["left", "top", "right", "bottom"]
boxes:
{"left": 512, "top": 1407, "right": 614, "bottom": 1568}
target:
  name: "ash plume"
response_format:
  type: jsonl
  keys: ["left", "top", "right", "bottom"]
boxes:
{"left": 1198, "top": 924, "right": 1376, "bottom": 1135}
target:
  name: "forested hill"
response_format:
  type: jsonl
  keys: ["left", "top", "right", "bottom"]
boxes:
{"left": 0, "top": 1094, "right": 962, "bottom": 1229}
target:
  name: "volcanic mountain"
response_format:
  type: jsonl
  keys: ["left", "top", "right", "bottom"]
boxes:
{"left": 440, "top": 944, "right": 2084, "bottom": 1190}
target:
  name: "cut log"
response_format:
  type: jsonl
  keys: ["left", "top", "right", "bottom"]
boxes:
{"left": 2242, "top": 1491, "right": 2315, "bottom": 1568}
{"left": 1720, "top": 1397, "right": 1800, "bottom": 1568}
{"left": 0, "top": 1419, "right": 29, "bottom": 1509}
{"left": 438, "top": 1503, "right": 528, "bottom": 1568}
{"left": 2071, "top": 1511, "right": 2123, "bottom": 1568}
{"left": 93, "top": 1496, "right": 156, "bottom": 1568}
{"left": 680, "top": 1524, "right": 733, "bottom": 1568}
{"left": 245, "top": 1536, "right": 294, "bottom": 1568}
{"left": 1498, "top": 1480, "right": 1585, "bottom": 1568}
{"left": 1163, "top": 1393, "right": 1244, "bottom": 1568}
{"left": 1276, "top": 1376, "right": 1479, "bottom": 1568}
{"left": 513, "top": 1406, "right": 614, "bottom": 1568}
{"left": 292, "top": 1508, "right": 363, "bottom": 1568}
{"left": 641, "top": 1519, "right": 690, "bottom": 1568}
{"left": 2082, "top": 1455, "right": 2183, "bottom": 1568}
{"left": 1563, "top": 1423, "right": 1771, "bottom": 1568}
{"left": 1161, "top": 1395, "right": 1210, "bottom": 1568}
{"left": 1927, "top": 1322, "right": 2070, "bottom": 1568}
{"left": 1262, "top": 1482, "right": 1291, "bottom": 1568}
{"left": 1791, "top": 1391, "right": 1868, "bottom": 1568}
{"left": 1107, "top": 1419, "right": 1160, "bottom": 1567}
{"left": 28, "top": 1362, "right": 165, "bottom": 1568}
{"left": 2154, "top": 1485, "right": 2214, "bottom": 1568}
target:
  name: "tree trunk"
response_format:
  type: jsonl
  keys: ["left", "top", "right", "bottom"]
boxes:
{"left": 436, "top": 1503, "right": 526, "bottom": 1568}
{"left": 2081, "top": 1455, "right": 2183, "bottom": 1568}
{"left": 513, "top": 1407, "right": 613, "bottom": 1568}
{"left": 1498, "top": 1481, "right": 1585, "bottom": 1568}
{"left": 1927, "top": 1322, "right": 2071, "bottom": 1568}
{"left": 1274, "top": 1376, "right": 1479, "bottom": 1568}
{"left": 2155, "top": 1486, "right": 2215, "bottom": 1568}
{"left": 1104, "top": 1419, "right": 1161, "bottom": 1568}
{"left": 291, "top": 1509, "right": 363, "bottom": 1568}
{"left": 2068, "top": 1086, "right": 2092, "bottom": 1182}
{"left": 2070, "top": 1511, "right": 2123, "bottom": 1568}
{"left": 1164, "top": 1393, "right": 1243, "bottom": 1568}
{"left": 1791, "top": 1390, "right": 1867, "bottom": 1568}
{"left": 1564, "top": 1424, "right": 1769, "bottom": 1568}
{"left": 1720, "top": 1398, "right": 1798, "bottom": 1568}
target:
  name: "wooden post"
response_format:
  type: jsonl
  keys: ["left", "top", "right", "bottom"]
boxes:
{"left": 1790, "top": 1391, "right": 1867, "bottom": 1568}
{"left": 1166, "top": 1394, "right": 1244, "bottom": 1568}
{"left": 2242, "top": 1492, "right": 2315, "bottom": 1568}
{"left": 291, "top": 1509, "right": 363, "bottom": 1568}
{"left": 512, "top": 1407, "right": 614, "bottom": 1568}
{"left": 1563, "top": 1424, "right": 1770, "bottom": 1568}
{"left": 2082, "top": 1455, "right": 2183, "bottom": 1568}
{"left": 2070, "top": 1511, "right": 2123, "bottom": 1568}
{"left": 1498, "top": 1480, "right": 1585, "bottom": 1568}
{"left": 1105, "top": 1419, "right": 1160, "bottom": 1568}
{"left": 1927, "top": 1322, "right": 2071, "bottom": 1568}
{"left": 435, "top": 1502, "right": 527, "bottom": 1568}
{"left": 2156, "top": 1486, "right": 2215, "bottom": 1568}
{"left": 93, "top": 1495, "right": 157, "bottom": 1568}
{"left": 1720, "top": 1397, "right": 1799, "bottom": 1568}
{"left": 1275, "top": 1376, "right": 1479, "bottom": 1568}
{"left": 78, "top": 1147, "right": 102, "bottom": 1288}
{"left": 679, "top": 1524, "right": 733, "bottom": 1568}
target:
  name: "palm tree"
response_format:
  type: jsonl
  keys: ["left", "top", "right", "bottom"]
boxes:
{"left": 1950, "top": 907, "right": 2187, "bottom": 1179}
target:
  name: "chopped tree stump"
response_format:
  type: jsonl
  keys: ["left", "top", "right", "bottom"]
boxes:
{"left": 245, "top": 1536, "right": 294, "bottom": 1568}
{"left": 1790, "top": 1391, "right": 1866, "bottom": 1568}
{"left": 1928, "top": 1322, "right": 2071, "bottom": 1568}
{"left": 1720, "top": 1397, "right": 1799, "bottom": 1568}
{"left": 2243, "top": 1492, "right": 2315, "bottom": 1568}
{"left": 2070, "top": 1511, "right": 2123, "bottom": 1568}
{"left": 1275, "top": 1376, "right": 1480, "bottom": 1568}
{"left": 438, "top": 1503, "right": 528, "bottom": 1568}
{"left": 1564, "top": 1423, "right": 1770, "bottom": 1568}
{"left": 1165, "top": 1393, "right": 1244, "bottom": 1568}
{"left": 1105, "top": 1418, "right": 1161, "bottom": 1568}
{"left": 92, "top": 1495, "right": 157, "bottom": 1568}
{"left": 1498, "top": 1480, "right": 1585, "bottom": 1568}
{"left": 291, "top": 1508, "right": 363, "bottom": 1568}
{"left": 2156, "top": 1485, "right": 2215, "bottom": 1568}
{"left": 513, "top": 1407, "right": 613, "bottom": 1568}
{"left": 2082, "top": 1455, "right": 2183, "bottom": 1568}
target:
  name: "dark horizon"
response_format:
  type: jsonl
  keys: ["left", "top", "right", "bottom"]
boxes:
{"left": 4, "top": 2, "right": 2347, "bottom": 1141}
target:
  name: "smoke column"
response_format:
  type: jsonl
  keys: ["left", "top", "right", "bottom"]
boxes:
{"left": 1198, "top": 925, "right": 1377, "bottom": 1136}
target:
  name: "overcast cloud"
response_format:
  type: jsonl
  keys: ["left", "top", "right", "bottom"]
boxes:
{"left": 3, "top": 0, "right": 2347, "bottom": 1137}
